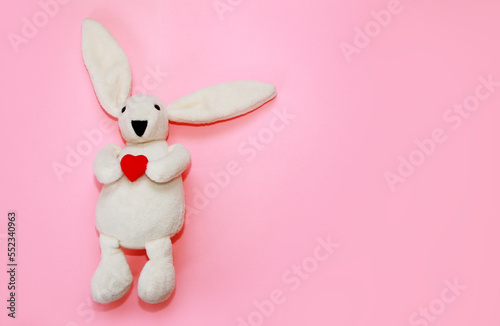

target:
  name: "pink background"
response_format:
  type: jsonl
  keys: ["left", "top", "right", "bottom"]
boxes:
{"left": 1, "top": 0, "right": 500, "bottom": 325}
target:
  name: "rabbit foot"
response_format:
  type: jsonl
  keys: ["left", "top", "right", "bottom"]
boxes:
{"left": 91, "top": 235, "right": 132, "bottom": 303}
{"left": 138, "top": 237, "right": 175, "bottom": 303}
{"left": 138, "top": 258, "right": 175, "bottom": 304}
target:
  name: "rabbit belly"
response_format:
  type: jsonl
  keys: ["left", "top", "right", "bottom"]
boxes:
{"left": 95, "top": 176, "right": 185, "bottom": 249}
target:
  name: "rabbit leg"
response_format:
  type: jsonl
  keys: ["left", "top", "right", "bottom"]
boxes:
{"left": 91, "top": 234, "right": 133, "bottom": 303}
{"left": 138, "top": 237, "right": 175, "bottom": 304}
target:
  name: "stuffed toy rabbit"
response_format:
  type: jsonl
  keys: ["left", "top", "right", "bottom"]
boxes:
{"left": 81, "top": 19, "right": 276, "bottom": 304}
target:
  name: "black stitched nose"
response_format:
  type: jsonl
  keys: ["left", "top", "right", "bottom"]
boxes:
{"left": 131, "top": 120, "right": 148, "bottom": 137}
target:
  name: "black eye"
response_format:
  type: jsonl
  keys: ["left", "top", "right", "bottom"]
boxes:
{"left": 154, "top": 104, "right": 160, "bottom": 111}
{"left": 121, "top": 106, "right": 126, "bottom": 113}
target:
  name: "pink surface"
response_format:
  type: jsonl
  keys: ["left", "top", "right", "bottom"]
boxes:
{"left": 1, "top": 0, "right": 500, "bottom": 325}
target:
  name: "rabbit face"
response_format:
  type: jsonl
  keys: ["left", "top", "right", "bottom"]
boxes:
{"left": 119, "top": 94, "right": 169, "bottom": 144}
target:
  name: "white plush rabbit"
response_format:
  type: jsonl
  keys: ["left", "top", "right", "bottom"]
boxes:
{"left": 81, "top": 19, "right": 276, "bottom": 304}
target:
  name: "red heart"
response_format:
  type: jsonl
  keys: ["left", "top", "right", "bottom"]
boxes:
{"left": 120, "top": 154, "right": 149, "bottom": 182}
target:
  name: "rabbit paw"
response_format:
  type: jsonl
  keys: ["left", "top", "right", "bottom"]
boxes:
{"left": 94, "top": 144, "right": 123, "bottom": 184}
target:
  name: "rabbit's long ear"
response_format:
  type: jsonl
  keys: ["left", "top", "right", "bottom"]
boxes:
{"left": 82, "top": 19, "right": 131, "bottom": 118}
{"left": 167, "top": 81, "right": 277, "bottom": 124}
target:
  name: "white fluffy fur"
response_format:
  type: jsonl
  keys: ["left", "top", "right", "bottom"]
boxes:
{"left": 82, "top": 19, "right": 131, "bottom": 117}
{"left": 168, "top": 81, "right": 277, "bottom": 124}
{"left": 82, "top": 19, "right": 277, "bottom": 304}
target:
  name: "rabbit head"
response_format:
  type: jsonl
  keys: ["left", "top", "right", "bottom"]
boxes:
{"left": 82, "top": 19, "right": 277, "bottom": 144}
{"left": 120, "top": 95, "right": 169, "bottom": 144}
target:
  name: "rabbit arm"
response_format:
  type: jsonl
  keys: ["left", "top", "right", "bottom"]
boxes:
{"left": 146, "top": 144, "right": 191, "bottom": 183}
{"left": 94, "top": 144, "right": 124, "bottom": 184}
